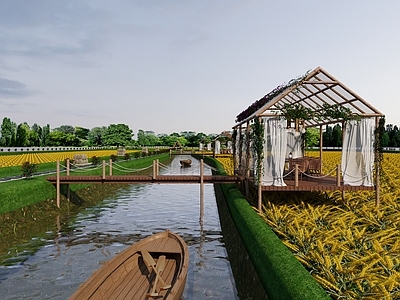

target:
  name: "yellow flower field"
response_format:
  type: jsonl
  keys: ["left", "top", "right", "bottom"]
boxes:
{"left": 259, "top": 152, "right": 400, "bottom": 299}
{"left": 0, "top": 149, "right": 140, "bottom": 168}
{"left": 216, "top": 152, "right": 400, "bottom": 299}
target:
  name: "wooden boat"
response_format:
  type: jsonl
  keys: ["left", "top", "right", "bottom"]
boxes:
{"left": 179, "top": 159, "right": 192, "bottom": 167}
{"left": 70, "top": 230, "right": 189, "bottom": 300}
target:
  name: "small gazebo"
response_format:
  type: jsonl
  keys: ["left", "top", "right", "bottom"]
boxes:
{"left": 232, "top": 67, "right": 385, "bottom": 210}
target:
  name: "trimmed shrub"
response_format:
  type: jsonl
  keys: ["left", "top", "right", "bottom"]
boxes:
{"left": 91, "top": 156, "right": 100, "bottom": 165}
{"left": 21, "top": 162, "right": 38, "bottom": 178}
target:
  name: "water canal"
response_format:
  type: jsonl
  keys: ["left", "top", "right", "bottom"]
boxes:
{"left": 0, "top": 155, "right": 239, "bottom": 299}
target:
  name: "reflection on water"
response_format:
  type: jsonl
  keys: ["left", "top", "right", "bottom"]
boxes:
{"left": 0, "top": 156, "right": 239, "bottom": 299}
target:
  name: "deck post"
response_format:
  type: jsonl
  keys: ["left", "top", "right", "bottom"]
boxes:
{"left": 66, "top": 159, "right": 70, "bottom": 202}
{"left": 152, "top": 160, "right": 157, "bottom": 180}
{"left": 375, "top": 116, "right": 381, "bottom": 208}
{"left": 66, "top": 158, "right": 70, "bottom": 176}
{"left": 336, "top": 164, "right": 341, "bottom": 186}
{"left": 294, "top": 164, "right": 299, "bottom": 187}
{"left": 56, "top": 160, "right": 60, "bottom": 208}
{"left": 200, "top": 159, "right": 204, "bottom": 225}
{"left": 156, "top": 159, "right": 159, "bottom": 177}
{"left": 109, "top": 159, "right": 112, "bottom": 176}
{"left": 102, "top": 160, "right": 106, "bottom": 180}
{"left": 319, "top": 125, "right": 323, "bottom": 174}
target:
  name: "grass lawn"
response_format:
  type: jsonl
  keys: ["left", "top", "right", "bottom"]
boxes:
{"left": 0, "top": 153, "right": 171, "bottom": 214}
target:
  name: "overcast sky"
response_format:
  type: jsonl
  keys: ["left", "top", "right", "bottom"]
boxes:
{"left": 1, "top": 1, "right": 399, "bottom": 136}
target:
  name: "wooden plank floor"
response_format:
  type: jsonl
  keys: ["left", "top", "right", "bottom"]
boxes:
{"left": 251, "top": 175, "right": 376, "bottom": 192}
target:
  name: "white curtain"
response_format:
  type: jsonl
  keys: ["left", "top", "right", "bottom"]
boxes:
{"left": 207, "top": 143, "right": 212, "bottom": 151}
{"left": 286, "top": 129, "right": 303, "bottom": 158}
{"left": 215, "top": 140, "right": 221, "bottom": 154}
{"left": 262, "top": 117, "right": 287, "bottom": 186}
{"left": 199, "top": 143, "right": 203, "bottom": 151}
{"left": 341, "top": 118, "right": 375, "bottom": 186}
{"left": 227, "top": 141, "right": 232, "bottom": 153}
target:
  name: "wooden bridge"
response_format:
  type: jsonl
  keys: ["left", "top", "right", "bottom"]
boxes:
{"left": 46, "top": 174, "right": 241, "bottom": 184}
{"left": 47, "top": 159, "right": 242, "bottom": 208}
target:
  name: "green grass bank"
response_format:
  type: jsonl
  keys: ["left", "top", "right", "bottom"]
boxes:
{"left": 0, "top": 153, "right": 171, "bottom": 214}
{"left": 203, "top": 156, "right": 331, "bottom": 300}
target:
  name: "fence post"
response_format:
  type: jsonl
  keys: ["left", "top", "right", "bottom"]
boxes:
{"left": 109, "top": 159, "right": 112, "bottom": 176}
{"left": 56, "top": 160, "right": 60, "bottom": 208}
{"left": 152, "top": 160, "right": 157, "bottom": 180}
{"left": 102, "top": 160, "right": 106, "bottom": 180}
{"left": 336, "top": 164, "right": 341, "bottom": 186}
{"left": 66, "top": 158, "right": 70, "bottom": 176}
{"left": 295, "top": 164, "right": 299, "bottom": 187}
{"left": 200, "top": 159, "right": 204, "bottom": 225}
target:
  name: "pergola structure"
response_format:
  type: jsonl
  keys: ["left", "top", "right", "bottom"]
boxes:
{"left": 233, "top": 67, "right": 385, "bottom": 209}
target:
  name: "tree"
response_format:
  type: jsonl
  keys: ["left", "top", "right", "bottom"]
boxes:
{"left": 180, "top": 131, "right": 196, "bottom": 147}
{"left": 48, "top": 131, "right": 81, "bottom": 146}
{"left": 88, "top": 126, "right": 107, "bottom": 146}
{"left": 54, "top": 125, "right": 75, "bottom": 135}
{"left": 31, "top": 123, "right": 42, "bottom": 146}
{"left": 15, "top": 123, "right": 30, "bottom": 147}
{"left": 305, "top": 127, "right": 320, "bottom": 147}
{"left": 137, "top": 129, "right": 160, "bottom": 146}
{"left": 0, "top": 117, "right": 16, "bottom": 147}
{"left": 381, "top": 132, "right": 389, "bottom": 147}
{"left": 41, "top": 124, "right": 50, "bottom": 146}
{"left": 322, "top": 125, "right": 333, "bottom": 147}
{"left": 75, "top": 126, "right": 90, "bottom": 140}
{"left": 103, "top": 124, "right": 133, "bottom": 146}
{"left": 331, "top": 124, "right": 342, "bottom": 147}
{"left": 26, "top": 128, "right": 40, "bottom": 146}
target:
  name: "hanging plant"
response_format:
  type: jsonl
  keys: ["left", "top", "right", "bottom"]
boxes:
{"left": 250, "top": 118, "right": 264, "bottom": 184}
{"left": 235, "top": 70, "right": 311, "bottom": 123}
{"left": 320, "top": 103, "right": 361, "bottom": 122}
{"left": 281, "top": 103, "right": 314, "bottom": 121}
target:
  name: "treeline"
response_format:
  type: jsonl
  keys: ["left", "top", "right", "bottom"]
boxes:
{"left": 308, "top": 123, "right": 400, "bottom": 147}
{"left": 0, "top": 117, "right": 219, "bottom": 148}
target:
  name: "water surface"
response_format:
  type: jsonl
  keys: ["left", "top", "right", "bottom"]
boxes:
{"left": 0, "top": 155, "right": 239, "bottom": 299}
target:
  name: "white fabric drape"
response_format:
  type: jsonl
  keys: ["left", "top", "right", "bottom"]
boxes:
{"left": 227, "top": 141, "right": 232, "bottom": 153}
{"left": 262, "top": 117, "right": 287, "bottom": 186}
{"left": 215, "top": 140, "right": 221, "bottom": 154}
{"left": 199, "top": 143, "right": 203, "bottom": 151}
{"left": 286, "top": 129, "right": 303, "bottom": 158}
{"left": 341, "top": 118, "right": 375, "bottom": 186}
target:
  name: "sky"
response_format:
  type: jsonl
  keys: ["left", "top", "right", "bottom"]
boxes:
{"left": 1, "top": 1, "right": 400, "bottom": 136}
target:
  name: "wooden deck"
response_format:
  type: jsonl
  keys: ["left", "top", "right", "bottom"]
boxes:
{"left": 47, "top": 174, "right": 375, "bottom": 192}
{"left": 251, "top": 175, "right": 376, "bottom": 192}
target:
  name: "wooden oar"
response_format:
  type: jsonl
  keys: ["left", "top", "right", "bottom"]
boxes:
{"left": 142, "top": 250, "right": 171, "bottom": 297}
{"left": 148, "top": 255, "right": 166, "bottom": 297}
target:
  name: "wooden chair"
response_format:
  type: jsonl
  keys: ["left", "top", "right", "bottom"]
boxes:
{"left": 291, "top": 157, "right": 309, "bottom": 180}
{"left": 307, "top": 157, "right": 321, "bottom": 176}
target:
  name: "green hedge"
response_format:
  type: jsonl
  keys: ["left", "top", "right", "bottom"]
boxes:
{"left": 203, "top": 156, "right": 330, "bottom": 300}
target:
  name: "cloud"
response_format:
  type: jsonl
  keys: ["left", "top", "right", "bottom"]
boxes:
{"left": 0, "top": 1, "right": 111, "bottom": 67}
{"left": 0, "top": 77, "right": 34, "bottom": 98}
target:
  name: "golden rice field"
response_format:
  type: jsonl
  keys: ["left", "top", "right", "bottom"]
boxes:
{"left": 0, "top": 149, "right": 140, "bottom": 168}
{"left": 217, "top": 152, "right": 400, "bottom": 299}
